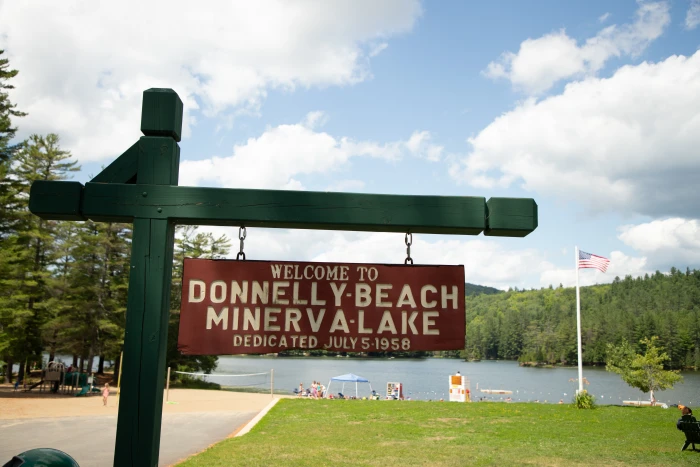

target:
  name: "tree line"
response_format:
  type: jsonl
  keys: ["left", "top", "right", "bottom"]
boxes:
{"left": 0, "top": 51, "right": 228, "bottom": 383}
{"left": 462, "top": 268, "right": 700, "bottom": 370}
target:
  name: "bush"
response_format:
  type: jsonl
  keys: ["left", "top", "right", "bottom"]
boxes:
{"left": 572, "top": 390, "right": 596, "bottom": 409}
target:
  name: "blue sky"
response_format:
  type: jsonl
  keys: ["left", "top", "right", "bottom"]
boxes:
{"left": 2, "top": 0, "right": 699, "bottom": 289}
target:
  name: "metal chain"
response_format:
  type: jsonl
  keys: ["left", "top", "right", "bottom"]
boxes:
{"left": 404, "top": 232, "right": 413, "bottom": 265}
{"left": 236, "top": 226, "right": 246, "bottom": 260}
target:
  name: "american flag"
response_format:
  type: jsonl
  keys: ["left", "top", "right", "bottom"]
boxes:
{"left": 578, "top": 250, "right": 610, "bottom": 273}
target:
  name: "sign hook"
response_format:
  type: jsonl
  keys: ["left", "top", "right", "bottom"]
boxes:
{"left": 236, "top": 226, "right": 247, "bottom": 260}
{"left": 405, "top": 232, "right": 413, "bottom": 265}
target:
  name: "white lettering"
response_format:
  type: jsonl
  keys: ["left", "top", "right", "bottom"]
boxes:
{"left": 421, "top": 285, "right": 438, "bottom": 308}
{"left": 272, "top": 281, "right": 289, "bottom": 305}
{"left": 330, "top": 282, "right": 347, "bottom": 306}
{"left": 292, "top": 282, "right": 307, "bottom": 305}
{"left": 243, "top": 307, "right": 260, "bottom": 331}
{"left": 189, "top": 280, "right": 205, "bottom": 303}
{"left": 401, "top": 311, "right": 419, "bottom": 334}
{"left": 357, "top": 311, "right": 372, "bottom": 334}
{"left": 206, "top": 306, "right": 228, "bottom": 330}
{"left": 264, "top": 307, "right": 281, "bottom": 331}
{"left": 339, "top": 266, "right": 349, "bottom": 281}
{"left": 396, "top": 284, "right": 417, "bottom": 308}
{"left": 326, "top": 266, "right": 339, "bottom": 281}
{"left": 377, "top": 311, "right": 397, "bottom": 334}
{"left": 230, "top": 281, "right": 248, "bottom": 304}
{"left": 252, "top": 281, "right": 269, "bottom": 304}
{"left": 441, "top": 285, "right": 458, "bottom": 309}
{"left": 367, "top": 267, "right": 378, "bottom": 281}
{"left": 307, "top": 308, "right": 326, "bottom": 332}
{"left": 285, "top": 308, "right": 301, "bottom": 332}
{"left": 329, "top": 310, "right": 350, "bottom": 333}
{"left": 376, "top": 284, "right": 392, "bottom": 307}
{"left": 423, "top": 311, "right": 439, "bottom": 335}
{"left": 311, "top": 282, "right": 326, "bottom": 305}
{"left": 356, "top": 283, "right": 371, "bottom": 307}
{"left": 270, "top": 264, "right": 283, "bottom": 279}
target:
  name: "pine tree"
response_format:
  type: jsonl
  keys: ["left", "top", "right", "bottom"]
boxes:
{"left": 0, "top": 50, "right": 27, "bottom": 381}
{"left": 0, "top": 134, "right": 78, "bottom": 381}
{"left": 167, "top": 226, "right": 231, "bottom": 376}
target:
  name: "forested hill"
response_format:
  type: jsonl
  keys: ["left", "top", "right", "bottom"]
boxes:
{"left": 463, "top": 268, "right": 700, "bottom": 370}
{"left": 465, "top": 283, "right": 503, "bottom": 296}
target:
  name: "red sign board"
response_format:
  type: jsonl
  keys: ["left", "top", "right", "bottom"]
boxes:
{"left": 178, "top": 259, "right": 465, "bottom": 355}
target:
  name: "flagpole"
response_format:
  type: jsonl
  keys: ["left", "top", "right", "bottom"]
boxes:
{"left": 575, "top": 246, "right": 583, "bottom": 394}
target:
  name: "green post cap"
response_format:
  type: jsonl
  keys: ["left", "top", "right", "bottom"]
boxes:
{"left": 484, "top": 197, "right": 538, "bottom": 237}
{"left": 3, "top": 448, "right": 80, "bottom": 467}
{"left": 140, "top": 88, "right": 183, "bottom": 142}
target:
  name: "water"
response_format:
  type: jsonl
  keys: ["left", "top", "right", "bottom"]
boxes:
{"left": 206, "top": 357, "right": 700, "bottom": 405}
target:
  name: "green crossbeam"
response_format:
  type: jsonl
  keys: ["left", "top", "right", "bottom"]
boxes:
{"left": 30, "top": 180, "right": 537, "bottom": 236}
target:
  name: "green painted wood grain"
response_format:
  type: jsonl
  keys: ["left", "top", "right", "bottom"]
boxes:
{"left": 81, "top": 183, "right": 487, "bottom": 234}
{"left": 113, "top": 90, "right": 180, "bottom": 467}
{"left": 90, "top": 142, "right": 139, "bottom": 184}
{"left": 29, "top": 180, "right": 85, "bottom": 220}
{"left": 140, "top": 88, "right": 183, "bottom": 142}
{"left": 485, "top": 197, "right": 538, "bottom": 237}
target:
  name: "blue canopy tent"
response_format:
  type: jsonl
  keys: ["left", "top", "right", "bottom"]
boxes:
{"left": 326, "top": 373, "right": 372, "bottom": 399}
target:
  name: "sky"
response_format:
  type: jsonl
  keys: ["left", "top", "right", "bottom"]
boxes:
{"left": 1, "top": 0, "right": 699, "bottom": 291}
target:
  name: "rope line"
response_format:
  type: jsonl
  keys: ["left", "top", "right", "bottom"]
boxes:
{"left": 174, "top": 371, "right": 268, "bottom": 377}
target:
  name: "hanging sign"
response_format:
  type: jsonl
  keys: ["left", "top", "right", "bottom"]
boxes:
{"left": 178, "top": 258, "right": 465, "bottom": 355}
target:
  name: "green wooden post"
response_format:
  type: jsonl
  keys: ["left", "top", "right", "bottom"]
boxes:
{"left": 113, "top": 89, "right": 182, "bottom": 466}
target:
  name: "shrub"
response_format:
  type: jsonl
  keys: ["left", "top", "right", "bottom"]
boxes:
{"left": 572, "top": 390, "right": 596, "bottom": 409}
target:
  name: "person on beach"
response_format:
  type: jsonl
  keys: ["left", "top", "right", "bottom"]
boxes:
{"left": 298, "top": 382, "right": 304, "bottom": 397}
{"left": 102, "top": 383, "right": 110, "bottom": 406}
{"left": 311, "top": 381, "right": 319, "bottom": 399}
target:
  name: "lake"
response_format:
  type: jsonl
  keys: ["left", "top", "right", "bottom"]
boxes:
{"left": 203, "top": 356, "right": 700, "bottom": 405}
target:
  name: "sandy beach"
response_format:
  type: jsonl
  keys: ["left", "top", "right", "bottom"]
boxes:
{"left": 0, "top": 385, "right": 283, "bottom": 420}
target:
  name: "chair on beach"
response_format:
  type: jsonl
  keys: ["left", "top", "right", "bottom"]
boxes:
{"left": 337, "top": 392, "right": 345, "bottom": 399}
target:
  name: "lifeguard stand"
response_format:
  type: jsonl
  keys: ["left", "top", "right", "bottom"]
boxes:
{"left": 448, "top": 374, "right": 470, "bottom": 402}
{"left": 386, "top": 382, "right": 403, "bottom": 400}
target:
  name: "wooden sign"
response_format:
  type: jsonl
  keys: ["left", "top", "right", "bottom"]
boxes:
{"left": 178, "top": 258, "right": 466, "bottom": 354}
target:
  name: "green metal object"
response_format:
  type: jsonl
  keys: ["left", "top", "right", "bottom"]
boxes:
{"left": 2, "top": 448, "right": 79, "bottom": 467}
{"left": 27, "top": 88, "right": 538, "bottom": 467}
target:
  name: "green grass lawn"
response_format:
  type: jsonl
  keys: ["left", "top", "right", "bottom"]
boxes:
{"left": 178, "top": 399, "right": 697, "bottom": 467}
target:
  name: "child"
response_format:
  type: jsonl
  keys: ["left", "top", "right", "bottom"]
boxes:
{"left": 102, "top": 383, "right": 110, "bottom": 406}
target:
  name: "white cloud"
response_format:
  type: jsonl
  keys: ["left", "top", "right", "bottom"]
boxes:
{"left": 452, "top": 51, "right": 700, "bottom": 218}
{"left": 193, "top": 226, "right": 555, "bottom": 290}
{"left": 618, "top": 218, "right": 700, "bottom": 268}
{"left": 0, "top": 0, "right": 422, "bottom": 162}
{"left": 405, "top": 131, "right": 444, "bottom": 161}
{"left": 688, "top": 0, "right": 700, "bottom": 29}
{"left": 179, "top": 117, "right": 443, "bottom": 189}
{"left": 599, "top": 12, "right": 611, "bottom": 23}
{"left": 302, "top": 111, "right": 329, "bottom": 130}
{"left": 539, "top": 251, "right": 650, "bottom": 288}
{"left": 484, "top": 1, "right": 670, "bottom": 94}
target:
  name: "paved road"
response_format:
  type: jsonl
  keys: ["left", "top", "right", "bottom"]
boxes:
{"left": 0, "top": 411, "right": 256, "bottom": 466}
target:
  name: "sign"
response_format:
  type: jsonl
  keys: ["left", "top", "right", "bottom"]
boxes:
{"left": 178, "top": 258, "right": 465, "bottom": 355}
